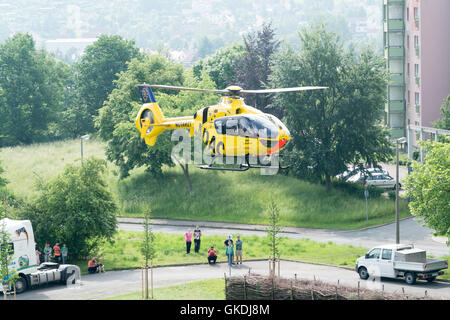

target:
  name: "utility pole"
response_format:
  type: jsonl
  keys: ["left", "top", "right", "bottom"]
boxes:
{"left": 395, "top": 137, "right": 406, "bottom": 244}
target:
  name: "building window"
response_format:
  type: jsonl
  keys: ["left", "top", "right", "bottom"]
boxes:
{"left": 415, "top": 64, "right": 419, "bottom": 77}
{"left": 407, "top": 63, "right": 410, "bottom": 76}
{"left": 415, "top": 92, "right": 420, "bottom": 105}
{"left": 414, "top": 35, "right": 419, "bottom": 48}
{"left": 406, "top": 7, "right": 409, "bottom": 21}
{"left": 407, "top": 90, "right": 410, "bottom": 103}
{"left": 407, "top": 35, "right": 410, "bottom": 49}
{"left": 414, "top": 7, "right": 419, "bottom": 20}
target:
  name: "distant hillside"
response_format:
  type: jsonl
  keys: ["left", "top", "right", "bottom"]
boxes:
{"left": 0, "top": 138, "right": 410, "bottom": 230}
{"left": 0, "top": 0, "right": 382, "bottom": 65}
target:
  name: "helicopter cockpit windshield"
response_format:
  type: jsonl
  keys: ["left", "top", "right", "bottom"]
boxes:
{"left": 215, "top": 115, "right": 278, "bottom": 139}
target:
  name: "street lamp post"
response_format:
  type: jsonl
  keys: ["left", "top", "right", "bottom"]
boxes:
{"left": 395, "top": 137, "right": 407, "bottom": 244}
{"left": 80, "top": 134, "right": 90, "bottom": 165}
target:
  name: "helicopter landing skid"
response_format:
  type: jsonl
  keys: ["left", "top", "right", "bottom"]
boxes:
{"left": 197, "top": 155, "right": 289, "bottom": 171}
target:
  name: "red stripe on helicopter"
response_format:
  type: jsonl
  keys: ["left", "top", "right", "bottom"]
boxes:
{"left": 263, "top": 138, "right": 288, "bottom": 156}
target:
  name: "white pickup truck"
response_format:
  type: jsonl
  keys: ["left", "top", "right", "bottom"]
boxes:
{"left": 355, "top": 244, "right": 448, "bottom": 285}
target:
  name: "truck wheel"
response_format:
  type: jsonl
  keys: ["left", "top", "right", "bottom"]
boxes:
{"left": 358, "top": 267, "right": 369, "bottom": 280}
{"left": 14, "top": 277, "right": 27, "bottom": 294}
{"left": 405, "top": 272, "right": 416, "bottom": 285}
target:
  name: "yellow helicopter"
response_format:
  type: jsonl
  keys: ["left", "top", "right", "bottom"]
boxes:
{"left": 135, "top": 84, "right": 327, "bottom": 171}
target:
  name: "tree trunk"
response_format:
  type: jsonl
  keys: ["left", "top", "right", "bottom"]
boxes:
{"left": 180, "top": 163, "right": 193, "bottom": 193}
{"left": 325, "top": 174, "right": 331, "bottom": 191}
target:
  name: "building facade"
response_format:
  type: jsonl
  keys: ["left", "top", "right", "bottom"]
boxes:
{"left": 383, "top": 0, "right": 450, "bottom": 144}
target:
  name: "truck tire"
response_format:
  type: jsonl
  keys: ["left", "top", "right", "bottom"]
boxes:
{"left": 14, "top": 277, "right": 27, "bottom": 294}
{"left": 358, "top": 267, "right": 369, "bottom": 280}
{"left": 405, "top": 272, "right": 416, "bottom": 285}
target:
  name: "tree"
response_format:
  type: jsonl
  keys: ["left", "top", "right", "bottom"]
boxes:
{"left": 234, "top": 23, "right": 280, "bottom": 114}
{"left": 433, "top": 95, "right": 450, "bottom": 131}
{"left": 141, "top": 206, "right": 156, "bottom": 299}
{"left": 0, "top": 213, "right": 18, "bottom": 298}
{"left": 405, "top": 138, "right": 450, "bottom": 237}
{"left": 265, "top": 200, "right": 282, "bottom": 276}
{"left": 269, "top": 24, "right": 392, "bottom": 189}
{"left": 75, "top": 34, "right": 141, "bottom": 134}
{"left": 0, "top": 33, "right": 68, "bottom": 146}
{"left": 21, "top": 157, "right": 118, "bottom": 260}
{"left": 192, "top": 42, "right": 245, "bottom": 89}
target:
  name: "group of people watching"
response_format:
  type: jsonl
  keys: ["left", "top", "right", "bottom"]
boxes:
{"left": 185, "top": 227, "right": 243, "bottom": 266}
{"left": 35, "top": 242, "right": 68, "bottom": 265}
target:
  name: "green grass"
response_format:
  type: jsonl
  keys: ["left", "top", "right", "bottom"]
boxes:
{"left": 74, "top": 231, "right": 369, "bottom": 274}
{"left": 1, "top": 138, "right": 411, "bottom": 230}
{"left": 106, "top": 278, "right": 225, "bottom": 300}
{"left": 75, "top": 231, "right": 449, "bottom": 280}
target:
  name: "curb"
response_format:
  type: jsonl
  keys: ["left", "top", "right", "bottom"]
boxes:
{"left": 117, "top": 216, "right": 415, "bottom": 234}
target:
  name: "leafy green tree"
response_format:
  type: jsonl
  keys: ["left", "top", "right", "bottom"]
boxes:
{"left": 234, "top": 22, "right": 280, "bottom": 114}
{"left": 21, "top": 158, "right": 118, "bottom": 260}
{"left": 433, "top": 95, "right": 450, "bottom": 131}
{"left": 193, "top": 43, "right": 245, "bottom": 89}
{"left": 0, "top": 33, "right": 68, "bottom": 146}
{"left": 75, "top": 35, "right": 141, "bottom": 134}
{"left": 405, "top": 138, "right": 450, "bottom": 237}
{"left": 270, "top": 24, "right": 392, "bottom": 189}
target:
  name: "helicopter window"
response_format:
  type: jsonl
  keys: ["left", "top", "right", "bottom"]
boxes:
{"left": 246, "top": 115, "right": 278, "bottom": 139}
{"left": 238, "top": 117, "right": 257, "bottom": 138}
{"left": 225, "top": 119, "right": 239, "bottom": 136}
{"left": 214, "top": 119, "right": 225, "bottom": 134}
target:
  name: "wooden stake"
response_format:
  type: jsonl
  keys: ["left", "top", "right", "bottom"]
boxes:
{"left": 151, "top": 260, "right": 154, "bottom": 299}
{"left": 357, "top": 281, "right": 360, "bottom": 300}
{"left": 243, "top": 276, "right": 247, "bottom": 300}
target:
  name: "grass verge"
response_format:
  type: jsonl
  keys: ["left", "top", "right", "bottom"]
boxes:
{"left": 106, "top": 278, "right": 225, "bottom": 300}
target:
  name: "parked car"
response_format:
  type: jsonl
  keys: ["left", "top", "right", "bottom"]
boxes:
{"left": 348, "top": 172, "right": 400, "bottom": 190}
{"left": 337, "top": 167, "right": 389, "bottom": 181}
{"left": 356, "top": 244, "right": 448, "bottom": 284}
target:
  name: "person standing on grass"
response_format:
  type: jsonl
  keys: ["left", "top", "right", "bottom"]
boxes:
{"left": 226, "top": 240, "right": 234, "bottom": 267}
{"left": 235, "top": 235, "right": 243, "bottom": 265}
{"left": 44, "top": 243, "right": 52, "bottom": 262}
{"left": 193, "top": 225, "right": 202, "bottom": 254}
{"left": 35, "top": 244, "right": 41, "bottom": 265}
{"left": 53, "top": 242, "right": 61, "bottom": 263}
{"left": 61, "top": 244, "right": 68, "bottom": 264}
{"left": 224, "top": 235, "right": 234, "bottom": 264}
{"left": 185, "top": 229, "right": 192, "bottom": 254}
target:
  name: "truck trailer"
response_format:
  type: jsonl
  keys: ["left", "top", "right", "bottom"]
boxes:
{"left": 1, "top": 218, "right": 80, "bottom": 294}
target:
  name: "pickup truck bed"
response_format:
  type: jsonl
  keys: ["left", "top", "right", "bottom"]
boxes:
{"left": 394, "top": 259, "right": 448, "bottom": 273}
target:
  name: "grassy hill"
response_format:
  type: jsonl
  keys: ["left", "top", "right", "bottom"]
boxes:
{"left": 0, "top": 138, "right": 410, "bottom": 229}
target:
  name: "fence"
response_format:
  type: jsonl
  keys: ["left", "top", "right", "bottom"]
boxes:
{"left": 225, "top": 273, "right": 435, "bottom": 300}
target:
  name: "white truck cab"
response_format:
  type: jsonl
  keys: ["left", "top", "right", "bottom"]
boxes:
{"left": 355, "top": 244, "right": 448, "bottom": 285}
{"left": 1, "top": 218, "right": 80, "bottom": 294}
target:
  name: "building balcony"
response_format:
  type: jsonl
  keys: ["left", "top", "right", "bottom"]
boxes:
{"left": 389, "top": 100, "right": 405, "bottom": 112}
{"left": 385, "top": 0, "right": 404, "bottom": 5}
{"left": 390, "top": 73, "right": 404, "bottom": 85}
{"left": 386, "top": 47, "right": 404, "bottom": 58}
{"left": 387, "top": 19, "right": 404, "bottom": 31}
{"left": 391, "top": 128, "right": 406, "bottom": 138}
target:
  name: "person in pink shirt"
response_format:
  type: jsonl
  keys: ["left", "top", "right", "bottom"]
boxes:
{"left": 185, "top": 230, "right": 192, "bottom": 254}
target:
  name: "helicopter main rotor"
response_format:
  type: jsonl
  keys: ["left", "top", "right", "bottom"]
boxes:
{"left": 138, "top": 84, "right": 327, "bottom": 97}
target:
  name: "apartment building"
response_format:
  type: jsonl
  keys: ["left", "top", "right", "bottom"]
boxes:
{"left": 383, "top": 0, "right": 450, "bottom": 144}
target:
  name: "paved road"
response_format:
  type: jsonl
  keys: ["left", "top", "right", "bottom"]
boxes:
{"left": 14, "top": 260, "right": 450, "bottom": 300}
{"left": 118, "top": 216, "right": 449, "bottom": 257}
